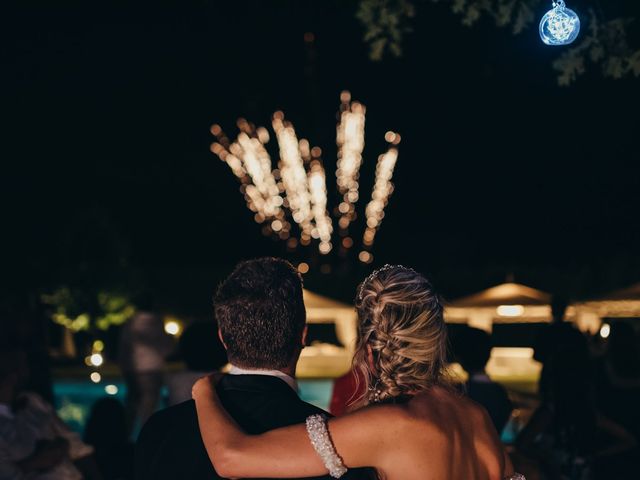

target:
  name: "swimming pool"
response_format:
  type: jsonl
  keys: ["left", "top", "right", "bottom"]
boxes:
{"left": 54, "top": 377, "right": 523, "bottom": 443}
{"left": 54, "top": 378, "right": 334, "bottom": 434}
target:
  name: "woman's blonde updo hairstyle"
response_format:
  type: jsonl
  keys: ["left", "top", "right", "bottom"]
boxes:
{"left": 353, "top": 265, "right": 448, "bottom": 404}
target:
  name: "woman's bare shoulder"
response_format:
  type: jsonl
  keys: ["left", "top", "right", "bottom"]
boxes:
{"left": 407, "top": 387, "right": 498, "bottom": 439}
{"left": 341, "top": 401, "right": 416, "bottom": 424}
{"left": 330, "top": 401, "right": 420, "bottom": 444}
{"left": 410, "top": 386, "right": 479, "bottom": 413}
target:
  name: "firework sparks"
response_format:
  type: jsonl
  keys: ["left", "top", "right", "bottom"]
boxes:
{"left": 210, "top": 92, "right": 400, "bottom": 260}
{"left": 272, "top": 112, "right": 313, "bottom": 238}
{"left": 335, "top": 91, "right": 366, "bottom": 234}
{"left": 210, "top": 123, "right": 288, "bottom": 232}
{"left": 308, "top": 148, "right": 333, "bottom": 254}
{"left": 361, "top": 131, "right": 401, "bottom": 257}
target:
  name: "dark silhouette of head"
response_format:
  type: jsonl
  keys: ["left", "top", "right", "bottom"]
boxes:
{"left": 550, "top": 294, "right": 568, "bottom": 323}
{"left": 84, "top": 397, "right": 128, "bottom": 448}
{"left": 456, "top": 327, "right": 492, "bottom": 375}
{"left": 179, "top": 322, "right": 228, "bottom": 372}
{"left": 214, "top": 257, "right": 306, "bottom": 370}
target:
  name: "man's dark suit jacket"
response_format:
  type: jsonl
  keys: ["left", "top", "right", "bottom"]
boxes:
{"left": 135, "top": 374, "right": 369, "bottom": 480}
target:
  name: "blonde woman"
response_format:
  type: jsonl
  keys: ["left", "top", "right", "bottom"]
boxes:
{"left": 193, "top": 265, "right": 524, "bottom": 480}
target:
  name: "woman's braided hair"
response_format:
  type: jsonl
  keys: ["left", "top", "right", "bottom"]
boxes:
{"left": 353, "top": 265, "right": 448, "bottom": 404}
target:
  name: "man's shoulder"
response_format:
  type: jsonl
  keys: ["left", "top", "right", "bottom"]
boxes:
{"left": 136, "top": 386, "right": 368, "bottom": 480}
{"left": 137, "top": 389, "right": 325, "bottom": 441}
{"left": 138, "top": 400, "right": 196, "bottom": 441}
{"left": 139, "top": 389, "right": 325, "bottom": 431}
{"left": 152, "top": 398, "right": 195, "bottom": 420}
{"left": 220, "top": 385, "right": 329, "bottom": 429}
{"left": 284, "top": 397, "right": 328, "bottom": 421}
{"left": 135, "top": 400, "right": 216, "bottom": 480}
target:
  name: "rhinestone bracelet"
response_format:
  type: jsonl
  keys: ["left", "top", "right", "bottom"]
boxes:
{"left": 305, "top": 414, "right": 348, "bottom": 478}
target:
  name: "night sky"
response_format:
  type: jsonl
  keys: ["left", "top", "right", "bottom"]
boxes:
{"left": 3, "top": 1, "right": 640, "bottom": 314}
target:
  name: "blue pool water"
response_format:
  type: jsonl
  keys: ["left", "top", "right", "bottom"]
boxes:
{"left": 54, "top": 379, "right": 518, "bottom": 443}
{"left": 54, "top": 379, "right": 334, "bottom": 434}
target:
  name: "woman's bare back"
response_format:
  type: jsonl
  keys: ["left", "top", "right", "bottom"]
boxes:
{"left": 371, "top": 387, "right": 506, "bottom": 480}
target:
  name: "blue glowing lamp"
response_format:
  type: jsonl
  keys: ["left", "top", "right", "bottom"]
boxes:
{"left": 539, "top": 0, "right": 580, "bottom": 46}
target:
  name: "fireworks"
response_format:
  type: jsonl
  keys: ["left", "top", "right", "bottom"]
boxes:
{"left": 336, "top": 91, "right": 366, "bottom": 232}
{"left": 210, "top": 92, "right": 400, "bottom": 262}
{"left": 308, "top": 151, "right": 333, "bottom": 254}
{"left": 272, "top": 112, "right": 313, "bottom": 240}
{"left": 361, "top": 131, "right": 401, "bottom": 260}
{"left": 210, "top": 122, "right": 289, "bottom": 234}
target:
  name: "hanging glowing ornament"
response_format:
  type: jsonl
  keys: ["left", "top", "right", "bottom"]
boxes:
{"left": 539, "top": 0, "right": 580, "bottom": 46}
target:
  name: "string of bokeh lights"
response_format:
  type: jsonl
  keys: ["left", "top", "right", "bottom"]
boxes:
{"left": 210, "top": 92, "right": 400, "bottom": 265}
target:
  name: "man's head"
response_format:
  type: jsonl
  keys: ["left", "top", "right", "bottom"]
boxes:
{"left": 456, "top": 327, "right": 492, "bottom": 375}
{"left": 214, "top": 257, "right": 306, "bottom": 371}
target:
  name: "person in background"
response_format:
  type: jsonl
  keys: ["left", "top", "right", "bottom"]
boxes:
{"left": 518, "top": 326, "right": 596, "bottom": 479}
{"left": 517, "top": 326, "right": 637, "bottom": 479}
{"left": 0, "top": 347, "right": 99, "bottom": 480}
{"left": 165, "top": 322, "right": 228, "bottom": 406}
{"left": 329, "top": 368, "right": 366, "bottom": 416}
{"left": 135, "top": 257, "right": 370, "bottom": 480}
{"left": 593, "top": 322, "right": 640, "bottom": 475}
{"left": 595, "top": 322, "right": 640, "bottom": 440}
{"left": 118, "top": 294, "right": 174, "bottom": 434}
{"left": 84, "top": 397, "right": 134, "bottom": 480}
{"left": 533, "top": 295, "right": 574, "bottom": 397}
{"left": 457, "top": 327, "right": 513, "bottom": 435}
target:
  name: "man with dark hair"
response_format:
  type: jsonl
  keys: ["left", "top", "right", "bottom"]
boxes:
{"left": 135, "top": 258, "right": 365, "bottom": 480}
{"left": 213, "top": 257, "right": 307, "bottom": 374}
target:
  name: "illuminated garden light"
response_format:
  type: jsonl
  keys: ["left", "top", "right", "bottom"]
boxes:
{"left": 164, "top": 320, "right": 181, "bottom": 336}
{"left": 89, "top": 353, "right": 104, "bottom": 367}
{"left": 599, "top": 323, "right": 611, "bottom": 339}
{"left": 496, "top": 305, "right": 525, "bottom": 317}
{"left": 105, "top": 384, "right": 119, "bottom": 395}
{"left": 90, "top": 372, "right": 101, "bottom": 383}
{"left": 539, "top": 0, "right": 580, "bottom": 46}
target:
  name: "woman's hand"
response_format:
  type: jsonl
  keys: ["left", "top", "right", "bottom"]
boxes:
{"left": 192, "top": 373, "right": 221, "bottom": 400}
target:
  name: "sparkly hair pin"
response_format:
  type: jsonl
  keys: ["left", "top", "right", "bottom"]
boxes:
{"left": 357, "top": 264, "right": 416, "bottom": 302}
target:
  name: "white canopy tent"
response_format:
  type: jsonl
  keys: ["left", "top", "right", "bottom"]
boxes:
{"left": 445, "top": 282, "right": 553, "bottom": 383}
{"left": 574, "top": 283, "right": 640, "bottom": 333}
{"left": 297, "top": 289, "right": 357, "bottom": 378}
{"left": 445, "top": 282, "right": 553, "bottom": 332}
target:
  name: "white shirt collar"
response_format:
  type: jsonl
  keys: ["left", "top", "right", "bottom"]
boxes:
{"left": 228, "top": 365, "right": 298, "bottom": 392}
{"left": 0, "top": 403, "right": 13, "bottom": 419}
